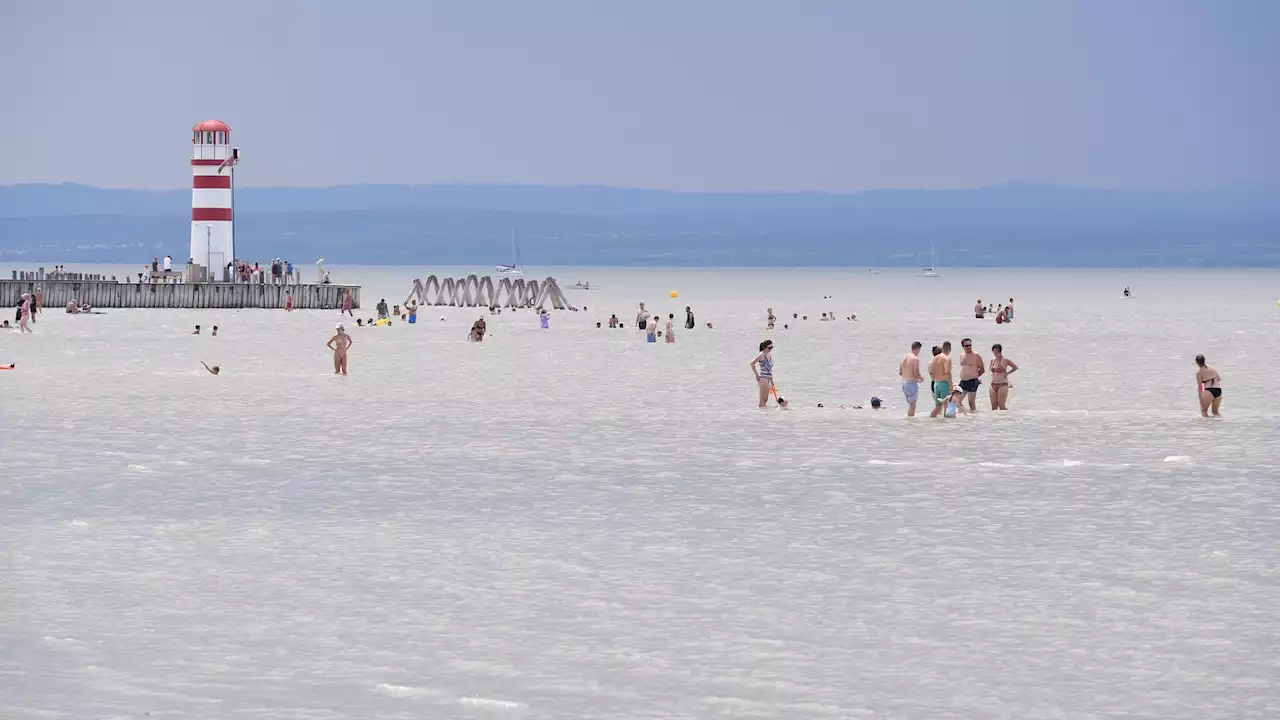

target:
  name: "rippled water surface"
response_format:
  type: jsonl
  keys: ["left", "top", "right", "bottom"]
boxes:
{"left": 2, "top": 266, "right": 1278, "bottom": 719}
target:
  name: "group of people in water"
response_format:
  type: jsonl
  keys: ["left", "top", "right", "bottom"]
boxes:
{"left": 895, "top": 339, "right": 1018, "bottom": 418}
{"left": 973, "top": 298, "right": 1014, "bottom": 323}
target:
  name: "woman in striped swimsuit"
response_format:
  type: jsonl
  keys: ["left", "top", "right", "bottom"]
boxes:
{"left": 750, "top": 340, "right": 776, "bottom": 408}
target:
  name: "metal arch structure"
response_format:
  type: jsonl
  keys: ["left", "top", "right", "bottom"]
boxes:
{"left": 404, "top": 275, "right": 575, "bottom": 310}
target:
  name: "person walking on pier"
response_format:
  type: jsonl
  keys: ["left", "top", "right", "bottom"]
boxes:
{"left": 327, "top": 323, "right": 353, "bottom": 375}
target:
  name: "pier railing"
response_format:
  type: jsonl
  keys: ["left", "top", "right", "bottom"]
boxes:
{"left": 1, "top": 276, "right": 360, "bottom": 310}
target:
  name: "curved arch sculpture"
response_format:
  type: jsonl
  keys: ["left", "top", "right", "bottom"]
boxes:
{"left": 404, "top": 275, "right": 574, "bottom": 310}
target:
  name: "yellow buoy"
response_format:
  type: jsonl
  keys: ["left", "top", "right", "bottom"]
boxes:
{"left": 669, "top": 290, "right": 679, "bottom": 298}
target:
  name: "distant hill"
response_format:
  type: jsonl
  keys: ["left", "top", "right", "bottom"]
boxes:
{"left": 1, "top": 183, "right": 1276, "bottom": 266}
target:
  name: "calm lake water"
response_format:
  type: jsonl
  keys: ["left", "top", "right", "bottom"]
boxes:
{"left": 2, "top": 266, "right": 1278, "bottom": 719}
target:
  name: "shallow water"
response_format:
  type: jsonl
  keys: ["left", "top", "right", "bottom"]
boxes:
{"left": 2, "top": 266, "right": 1278, "bottom": 719}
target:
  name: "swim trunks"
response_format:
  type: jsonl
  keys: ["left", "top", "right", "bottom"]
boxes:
{"left": 959, "top": 378, "right": 981, "bottom": 393}
{"left": 902, "top": 381, "right": 919, "bottom": 403}
{"left": 932, "top": 381, "right": 951, "bottom": 401}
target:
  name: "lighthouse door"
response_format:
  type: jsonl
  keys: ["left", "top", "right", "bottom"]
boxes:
{"left": 208, "top": 252, "right": 225, "bottom": 282}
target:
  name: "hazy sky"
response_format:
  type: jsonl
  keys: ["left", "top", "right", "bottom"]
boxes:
{"left": 1, "top": 0, "right": 1275, "bottom": 191}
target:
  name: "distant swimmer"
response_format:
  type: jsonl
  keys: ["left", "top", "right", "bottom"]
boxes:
{"left": 666, "top": 313, "right": 676, "bottom": 344}
{"left": 636, "top": 302, "right": 650, "bottom": 331}
{"left": 200, "top": 361, "right": 221, "bottom": 375}
{"left": 327, "top": 323, "right": 353, "bottom": 375}
{"left": 192, "top": 325, "right": 201, "bottom": 335}
{"left": 608, "top": 314, "right": 619, "bottom": 328}
{"left": 928, "top": 344, "right": 952, "bottom": 418}
{"left": 766, "top": 308, "right": 776, "bottom": 330}
{"left": 958, "top": 337, "right": 985, "bottom": 411}
{"left": 1123, "top": 286, "right": 1131, "bottom": 297}
{"left": 750, "top": 340, "right": 777, "bottom": 408}
{"left": 685, "top": 305, "right": 695, "bottom": 330}
{"left": 974, "top": 299, "right": 984, "bottom": 319}
{"left": 540, "top": 310, "right": 550, "bottom": 329}
{"left": 212, "top": 326, "right": 218, "bottom": 337}
{"left": 1195, "top": 354, "right": 1223, "bottom": 417}
{"left": 899, "top": 341, "right": 924, "bottom": 417}
{"left": 988, "top": 343, "right": 1018, "bottom": 410}
{"left": 341, "top": 290, "right": 354, "bottom": 317}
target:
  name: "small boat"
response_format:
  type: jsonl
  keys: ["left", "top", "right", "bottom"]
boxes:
{"left": 495, "top": 231, "right": 524, "bottom": 276}
{"left": 922, "top": 243, "right": 941, "bottom": 278}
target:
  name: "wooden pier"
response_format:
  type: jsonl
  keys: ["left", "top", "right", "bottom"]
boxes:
{"left": 2, "top": 272, "right": 360, "bottom": 310}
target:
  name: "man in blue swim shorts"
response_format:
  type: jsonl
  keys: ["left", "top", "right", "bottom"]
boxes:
{"left": 898, "top": 341, "right": 925, "bottom": 416}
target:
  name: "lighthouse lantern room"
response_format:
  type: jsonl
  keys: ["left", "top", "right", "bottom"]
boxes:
{"left": 189, "top": 119, "right": 239, "bottom": 281}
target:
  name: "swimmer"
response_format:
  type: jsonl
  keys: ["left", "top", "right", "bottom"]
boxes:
{"left": 1, "top": 320, "right": 9, "bottom": 329}
{"left": 1195, "top": 354, "right": 1223, "bottom": 417}
{"left": 928, "top": 344, "right": 952, "bottom": 418}
{"left": 539, "top": 310, "right": 550, "bottom": 329}
{"left": 666, "top": 313, "right": 676, "bottom": 344}
{"left": 988, "top": 343, "right": 1018, "bottom": 410}
{"left": 66, "top": 300, "right": 78, "bottom": 314}
{"left": 609, "top": 314, "right": 619, "bottom": 328}
{"left": 899, "top": 341, "right": 924, "bottom": 417}
{"left": 1123, "top": 286, "right": 1131, "bottom": 298}
{"left": 636, "top": 302, "right": 650, "bottom": 331}
{"left": 646, "top": 317, "right": 657, "bottom": 343}
{"left": 200, "top": 361, "right": 220, "bottom": 375}
{"left": 766, "top": 308, "right": 776, "bottom": 329}
{"left": 211, "top": 326, "right": 218, "bottom": 337}
{"left": 974, "top": 299, "right": 984, "bottom": 319}
{"left": 870, "top": 397, "right": 882, "bottom": 410}
{"left": 285, "top": 293, "right": 293, "bottom": 312}
{"left": 393, "top": 304, "right": 401, "bottom": 317}
{"left": 192, "top": 325, "right": 201, "bottom": 335}
{"left": 471, "top": 316, "right": 487, "bottom": 341}
{"left": 820, "top": 312, "right": 831, "bottom": 321}
{"left": 18, "top": 293, "right": 32, "bottom": 333}
{"left": 327, "top": 323, "right": 353, "bottom": 375}
{"left": 706, "top": 321, "right": 714, "bottom": 329}
{"left": 750, "top": 340, "right": 776, "bottom": 408}
{"left": 355, "top": 318, "right": 364, "bottom": 327}
{"left": 941, "top": 388, "right": 966, "bottom": 419}
{"left": 957, "top": 337, "right": 985, "bottom": 411}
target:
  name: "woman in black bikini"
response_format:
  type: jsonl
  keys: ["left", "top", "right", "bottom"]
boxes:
{"left": 1195, "top": 354, "right": 1223, "bottom": 417}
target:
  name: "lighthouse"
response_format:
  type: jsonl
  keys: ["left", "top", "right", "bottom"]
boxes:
{"left": 189, "top": 120, "right": 239, "bottom": 281}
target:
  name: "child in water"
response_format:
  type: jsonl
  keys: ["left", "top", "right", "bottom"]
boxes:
{"left": 942, "top": 389, "right": 967, "bottom": 418}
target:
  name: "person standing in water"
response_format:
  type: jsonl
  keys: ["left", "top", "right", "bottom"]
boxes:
{"left": 988, "top": 343, "right": 1018, "bottom": 410}
{"left": 750, "top": 340, "right": 777, "bottom": 408}
{"left": 974, "top": 299, "right": 984, "bottom": 319}
{"left": 766, "top": 308, "right": 776, "bottom": 330}
{"left": 376, "top": 298, "right": 389, "bottom": 319}
{"left": 285, "top": 292, "right": 293, "bottom": 312}
{"left": 898, "top": 341, "right": 924, "bottom": 417}
{"left": 666, "top": 313, "right": 676, "bottom": 344}
{"left": 18, "top": 293, "right": 32, "bottom": 333}
{"left": 636, "top": 302, "right": 650, "bottom": 331}
{"left": 928, "top": 345, "right": 952, "bottom": 418}
{"left": 957, "top": 337, "right": 985, "bottom": 411}
{"left": 1194, "top": 354, "right": 1223, "bottom": 417}
{"left": 341, "top": 290, "right": 354, "bottom": 317}
{"left": 684, "top": 306, "right": 695, "bottom": 330}
{"left": 327, "top": 323, "right": 353, "bottom": 375}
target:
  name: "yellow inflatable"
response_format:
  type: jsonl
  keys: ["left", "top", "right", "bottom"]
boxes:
{"left": 374, "top": 317, "right": 390, "bottom": 327}
{"left": 669, "top": 290, "right": 679, "bottom": 298}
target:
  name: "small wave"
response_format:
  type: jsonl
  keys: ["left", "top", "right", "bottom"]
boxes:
{"left": 1164, "top": 455, "right": 1193, "bottom": 463}
{"left": 867, "top": 459, "right": 912, "bottom": 466}
{"left": 1061, "top": 460, "right": 1084, "bottom": 467}
{"left": 459, "top": 696, "right": 526, "bottom": 710}
{"left": 126, "top": 464, "right": 153, "bottom": 473}
{"left": 375, "top": 683, "right": 444, "bottom": 699}
{"left": 232, "top": 458, "right": 272, "bottom": 466}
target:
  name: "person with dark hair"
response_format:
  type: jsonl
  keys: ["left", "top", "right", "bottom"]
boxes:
{"left": 1194, "top": 354, "right": 1223, "bottom": 417}
{"left": 898, "top": 341, "right": 924, "bottom": 417}
{"left": 989, "top": 343, "right": 1019, "bottom": 410}
{"left": 958, "top": 338, "right": 985, "bottom": 411}
{"left": 750, "top": 340, "right": 777, "bottom": 408}
{"left": 684, "top": 306, "right": 695, "bottom": 330}
{"left": 929, "top": 344, "right": 952, "bottom": 418}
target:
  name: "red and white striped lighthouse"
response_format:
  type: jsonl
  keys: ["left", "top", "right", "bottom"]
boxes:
{"left": 189, "top": 120, "right": 239, "bottom": 281}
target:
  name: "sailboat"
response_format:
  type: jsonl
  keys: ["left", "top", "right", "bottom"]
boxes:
{"left": 922, "top": 243, "right": 941, "bottom": 278}
{"left": 495, "top": 231, "right": 524, "bottom": 276}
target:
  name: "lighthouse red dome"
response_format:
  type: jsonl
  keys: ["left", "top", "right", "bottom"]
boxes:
{"left": 192, "top": 119, "right": 231, "bottom": 133}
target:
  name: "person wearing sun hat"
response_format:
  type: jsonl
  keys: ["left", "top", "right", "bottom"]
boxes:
{"left": 326, "top": 322, "right": 353, "bottom": 375}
